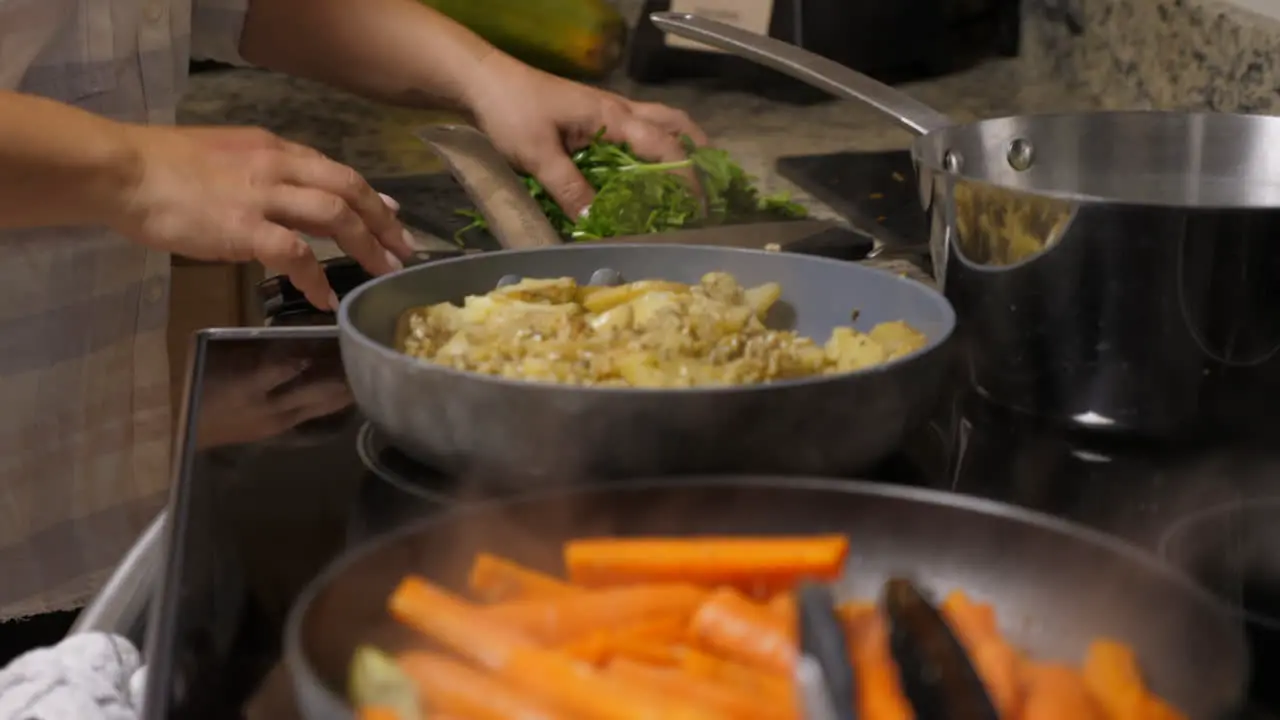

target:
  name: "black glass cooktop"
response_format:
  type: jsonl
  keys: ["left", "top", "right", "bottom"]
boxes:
{"left": 141, "top": 326, "right": 1280, "bottom": 720}
{"left": 141, "top": 148, "right": 1280, "bottom": 719}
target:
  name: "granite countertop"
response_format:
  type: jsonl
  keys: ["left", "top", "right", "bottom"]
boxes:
{"left": 179, "top": 56, "right": 1104, "bottom": 277}
{"left": 182, "top": 58, "right": 1105, "bottom": 216}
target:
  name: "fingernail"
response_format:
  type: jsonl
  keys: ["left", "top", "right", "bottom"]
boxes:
{"left": 378, "top": 193, "right": 401, "bottom": 213}
{"left": 402, "top": 228, "right": 418, "bottom": 248}
{"left": 577, "top": 206, "right": 591, "bottom": 219}
{"left": 384, "top": 249, "right": 404, "bottom": 271}
{"left": 327, "top": 291, "right": 340, "bottom": 310}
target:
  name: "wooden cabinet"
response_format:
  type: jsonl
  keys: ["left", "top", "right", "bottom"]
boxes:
{"left": 167, "top": 259, "right": 264, "bottom": 415}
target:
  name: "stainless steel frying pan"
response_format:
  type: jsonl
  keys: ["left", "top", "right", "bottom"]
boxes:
{"left": 284, "top": 477, "right": 1248, "bottom": 720}
{"left": 652, "top": 12, "right": 1280, "bottom": 437}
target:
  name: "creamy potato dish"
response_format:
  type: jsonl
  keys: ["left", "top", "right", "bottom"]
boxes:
{"left": 396, "top": 272, "right": 927, "bottom": 388}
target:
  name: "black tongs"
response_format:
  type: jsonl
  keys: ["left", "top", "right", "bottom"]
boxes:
{"left": 795, "top": 578, "right": 1001, "bottom": 720}
{"left": 796, "top": 582, "right": 857, "bottom": 720}
{"left": 882, "top": 578, "right": 999, "bottom": 720}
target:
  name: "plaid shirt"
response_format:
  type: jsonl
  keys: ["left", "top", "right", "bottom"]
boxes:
{"left": 0, "top": 0, "right": 248, "bottom": 619}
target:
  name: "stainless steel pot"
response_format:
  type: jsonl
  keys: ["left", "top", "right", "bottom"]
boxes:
{"left": 653, "top": 12, "right": 1280, "bottom": 435}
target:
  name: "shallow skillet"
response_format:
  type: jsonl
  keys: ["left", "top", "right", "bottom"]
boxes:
{"left": 338, "top": 126, "right": 954, "bottom": 480}
{"left": 285, "top": 477, "right": 1248, "bottom": 720}
{"left": 339, "top": 244, "right": 954, "bottom": 479}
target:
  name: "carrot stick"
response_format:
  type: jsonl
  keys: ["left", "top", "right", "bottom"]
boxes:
{"left": 674, "top": 645, "right": 795, "bottom": 706}
{"left": 501, "top": 648, "right": 730, "bottom": 720}
{"left": 767, "top": 593, "right": 795, "bottom": 626}
{"left": 388, "top": 576, "right": 538, "bottom": 665}
{"left": 688, "top": 588, "right": 796, "bottom": 673}
{"left": 608, "top": 658, "right": 794, "bottom": 720}
{"left": 940, "top": 590, "right": 999, "bottom": 641}
{"left": 1082, "top": 639, "right": 1186, "bottom": 720}
{"left": 397, "top": 651, "right": 566, "bottom": 720}
{"left": 386, "top": 574, "right": 725, "bottom": 720}
{"left": 937, "top": 590, "right": 1023, "bottom": 717}
{"left": 468, "top": 553, "right": 579, "bottom": 603}
{"left": 560, "top": 616, "right": 689, "bottom": 666}
{"left": 484, "top": 584, "right": 706, "bottom": 644}
{"left": 356, "top": 708, "right": 404, "bottom": 720}
{"left": 1021, "top": 664, "right": 1105, "bottom": 720}
{"left": 564, "top": 535, "right": 849, "bottom": 591}
{"left": 848, "top": 612, "right": 913, "bottom": 720}
{"left": 837, "top": 600, "right": 876, "bottom": 627}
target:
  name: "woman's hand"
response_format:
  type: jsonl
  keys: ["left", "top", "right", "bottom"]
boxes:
{"left": 464, "top": 53, "right": 708, "bottom": 218}
{"left": 111, "top": 125, "right": 414, "bottom": 310}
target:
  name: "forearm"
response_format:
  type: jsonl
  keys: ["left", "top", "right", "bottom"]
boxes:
{"left": 239, "top": 0, "right": 501, "bottom": 111}
{"left": 0, "top": 91, "right": 137, "bottom": 230}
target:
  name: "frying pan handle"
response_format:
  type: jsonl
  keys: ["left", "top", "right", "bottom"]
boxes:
{"left": 649, "top": 12, "right": 954, "bottom": 136}
{"left": 414, "top": 125, "right": 564, "bottom": 250}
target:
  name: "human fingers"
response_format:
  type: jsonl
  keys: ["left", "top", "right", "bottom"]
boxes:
{"left": 264, "top": 185, "right": 401, "bottom": 278}
{"left": 600, "top": 115, "right": 689, "bottom": 163}
{"left": 250, "top": 222, "right": 335, "bottom": 310}
{"left": 627, "top": 102, "right": 707, "bottom": 146}
{"left": 270, "top": 151, "right": 414, "bottom": 261}
{"left": 598, "top": 116, "right": 701, "bottom": 196}
{"left": 525, "top": 150, "right": 596, "bottom": 219}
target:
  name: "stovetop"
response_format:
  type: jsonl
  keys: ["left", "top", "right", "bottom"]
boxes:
{"left": 141, "top": 326, "right": 1280, "bottom": 720}
{"left": 141, "top": 149, "right": 1280, "bottom": 719}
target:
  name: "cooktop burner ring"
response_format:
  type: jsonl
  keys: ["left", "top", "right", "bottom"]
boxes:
{"left": 1158, "top": 496, "right": 1280, "bottom": 631}
{"left": 356, "top": 422, "right": 458, "bottom": 503}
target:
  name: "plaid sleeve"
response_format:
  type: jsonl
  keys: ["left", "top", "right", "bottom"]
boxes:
{"left": 190, "top": 0, "right": 251, "bottom": 65}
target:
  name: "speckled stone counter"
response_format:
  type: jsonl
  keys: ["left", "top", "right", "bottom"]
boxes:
{"left": 180, "top": 58, "right": 1105, "bottom": 226}
{"left": 1024, "top": 0, "right": 1280, "bottom": 112}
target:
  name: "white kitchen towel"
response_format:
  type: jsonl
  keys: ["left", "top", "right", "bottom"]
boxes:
{"left": 0, "top": 633, "right": 142, "bottom": 720}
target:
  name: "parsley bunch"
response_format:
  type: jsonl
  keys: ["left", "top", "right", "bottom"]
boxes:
{"left": 456, "top": 129, "right": 806, "bottom": 243}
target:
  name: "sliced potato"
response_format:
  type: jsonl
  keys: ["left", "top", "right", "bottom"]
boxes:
{"left": 580, "top": 281, "right": 690, "bottom": 314}
{"left": 743, "top": 282, "right": 782, "bottom": 319}
{"left": 825, "top": 326, "right": 890, "bottom": 372}
{"left": 868, "top": 320, "right": 929, "bottom": 359}
{"left": 395, "top": 272, "right": 928, "bottom": 386}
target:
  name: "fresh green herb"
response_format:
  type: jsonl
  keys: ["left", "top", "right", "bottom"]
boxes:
{"left": 454, "top": 128, "right": 807, "bottom": 244}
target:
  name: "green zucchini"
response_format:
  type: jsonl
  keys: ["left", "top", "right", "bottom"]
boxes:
{"left": 419, "top": 0, "right": 627, "bottom": 79}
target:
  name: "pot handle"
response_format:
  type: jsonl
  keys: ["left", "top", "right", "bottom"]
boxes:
{"left": 649, "top": 12, "right": 954, "bottom": 136}
{"left": 414, "top": 125, "right": 563, "bottom": 250}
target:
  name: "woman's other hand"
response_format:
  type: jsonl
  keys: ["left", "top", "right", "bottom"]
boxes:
{"left": 111, "top": 125, "right": 414, "bottom": 310}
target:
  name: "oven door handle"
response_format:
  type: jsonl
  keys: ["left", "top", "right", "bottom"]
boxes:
{"left": 70, "top": 512, "right": 166, "bottom": 641}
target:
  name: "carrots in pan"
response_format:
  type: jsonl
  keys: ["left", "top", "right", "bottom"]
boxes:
{"left": 390, "top": 576, "right": 726, "bottom": 720}
{"left": 468, "top": 552, "right": 580, "bottom": 602}
{"left": 940, "top": 590, "right": 1025, "bottom": 717}
{"left": 1083, "top": 639, "right": 1185, "bottom": 720}
{"left": 484, "top": 583, "right": 707, "bottom": 643}
{"left": 365, "top": 537, "right": 1188, "bottom": 720}
{"left": 563, "top": 535, "right": 849, "bottom": 592}
{"left": 847, "top": 612, "right": 915, "bottom": 720}
{"left": 559, "top": 616, "right": 690, "bottom": 665}
{"left": 397, "top": 650, "right": 565, "bottom": 720}
{"left": 388, "top": 576, "right": 536, "bottom": 667}
{"left": 1021, "top": 663, "right": 1107, "bottom": 720}
{"left": 688, "top": 587, "right": 797, "bottom": 673}
{"left": 609, "top": 657, "right": 794, "bottom": 720}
